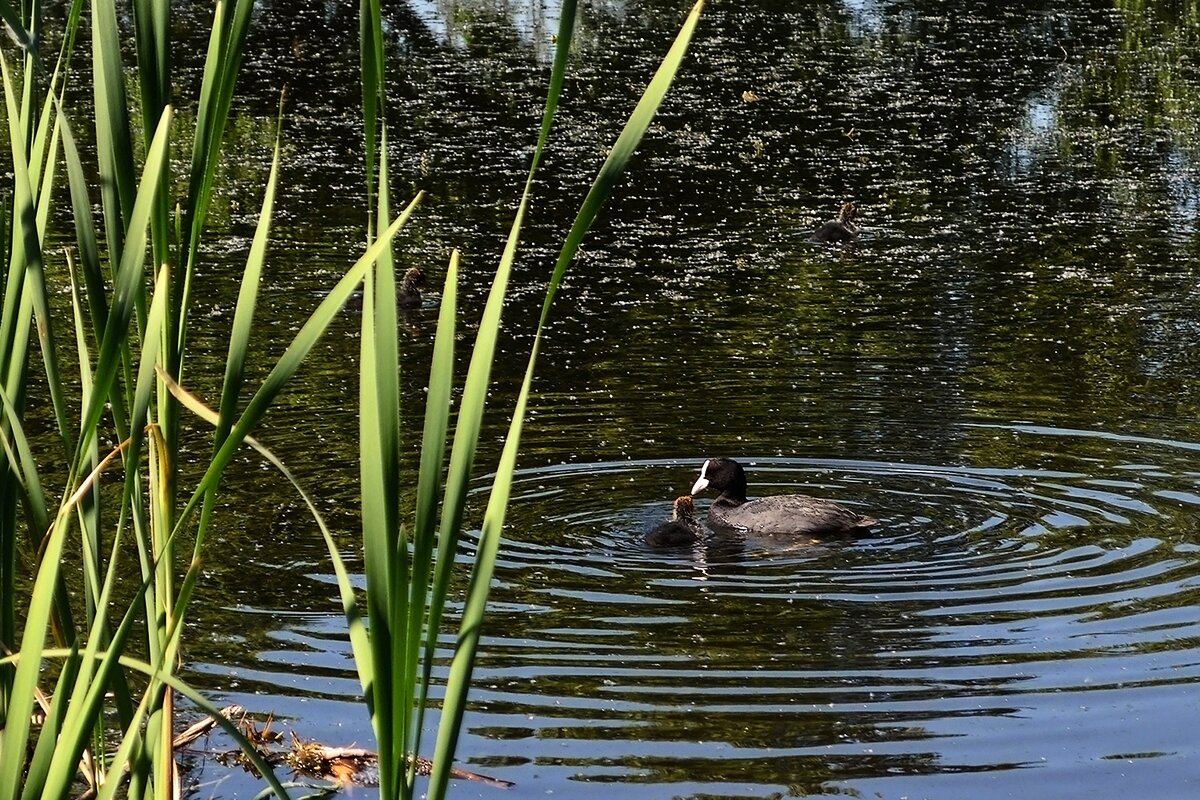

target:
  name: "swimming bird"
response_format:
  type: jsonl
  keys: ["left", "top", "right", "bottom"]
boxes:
{"left": 690, "top": 457, "right": 876, "bottom": 536}
{"left": 812, "top": 202, "right": 859, "bottom": 244}
{"left": 398, "top": 266, "right": 426, "bottom": 307}
{"left": 645, "top": 495, "right": 703, "bottom": 548}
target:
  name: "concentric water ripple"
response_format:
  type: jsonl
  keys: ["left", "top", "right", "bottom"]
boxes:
{"left": 444, "top": 430, "right": 1200, "bottom": 797}
{"left": 187, "top": 427, "right": 1200, "bottom": 799}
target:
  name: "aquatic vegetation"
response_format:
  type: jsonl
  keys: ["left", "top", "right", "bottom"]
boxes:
{"left": 342, "top": 2, "right": 705, "bottom": 798}
{"left": 0, "top": 1, "right": 703, "bottom": 799}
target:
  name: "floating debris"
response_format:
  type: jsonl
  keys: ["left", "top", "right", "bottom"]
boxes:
{"left": 285, "top": 734, "right": 512, "bottom": 789}
{"left": 173, "top": 704, "right": 244, "bottom": 749}
{"left": 176, "top": 709, "right": 514, "bottom": 791}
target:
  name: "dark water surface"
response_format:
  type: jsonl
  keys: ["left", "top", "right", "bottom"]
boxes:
{"left": 169, "top": 0, "right": 1200, "bottom": 797}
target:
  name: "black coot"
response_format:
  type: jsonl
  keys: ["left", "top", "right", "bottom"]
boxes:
{"left": 690, "top": 458, "right": 876, "bottom": 536}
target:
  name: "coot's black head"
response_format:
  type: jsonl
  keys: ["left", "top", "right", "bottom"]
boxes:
{"left": 690, "top": 458, "right": 748, "bottom": 502}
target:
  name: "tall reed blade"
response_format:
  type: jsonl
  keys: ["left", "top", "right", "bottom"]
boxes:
{"left": 429, "top": 3, "right": 706, "bottom": 796}
{"left": 75, "top": 106, "right": 173, "bottom": 462}
{"left": 403, "top": 250, "right": 458, "bottom": 782}
{"left": 177, "top": 0, "right": 256, "bottom": 376}
{"left": 358, "top": 124, "right": 406, "bottom": 800}
{"left": 171, "top": 195, "right": 423, "bottom": 546}
{"left": 0, "top": 5, "right": 31, "bottom": 52}
{"left": 360, "top": 0, "right": 386, "bottom": 229}
{"left": 34, "top": 261, "right": 171, "bottom": 800}
{"left": 89, "top": 0, "right": 138, "bottom": 265}
{"left": 188, "top": 89, "right": 289, "bottom": 625}
{"left": 0, "top": 46, "right": 70, "bottom": 451}
{"left": 0, "top": 89, "right": 169, "bottom": 795}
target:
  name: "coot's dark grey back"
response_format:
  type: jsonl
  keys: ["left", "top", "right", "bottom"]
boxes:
{"left": 709, "top": 495, "right": 875, "bottom": 536}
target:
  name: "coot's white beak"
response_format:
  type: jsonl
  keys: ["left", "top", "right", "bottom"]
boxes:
{"left": 690, "top": 460, "right": 710, "bottom": 495}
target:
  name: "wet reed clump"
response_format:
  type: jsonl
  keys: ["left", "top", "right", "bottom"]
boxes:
{"left": 0, "top": 2, "right": 704, "bottom": 799}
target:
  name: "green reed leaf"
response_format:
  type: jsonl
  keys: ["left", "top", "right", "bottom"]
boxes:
{"left": 415, "top": 7, "right": 589, "bottom": 754}
{"left": 17, "top": 641, "right": 80, "bottom": 800}
{"left": 359, "top": 122, "right": 406, "bottom": 799}
{"left": 0, "top": 2, "right": 32, "bottom": 52}
{"left": 55, "top": 91, "right": 109, "bottom": 352}
{"left": 36, "top": 261, "right": 170, "bottom": 800}
{"left": 89, "top": 0, "right": 138, "bottom": 264}
{"left": 160, "top": 365, "right": 375, "bottom": 741}
{"left": 76, "top": 105, "right": 173, "bottom": 462}
{"left": 0, "top": 47, "right": 70, "bottom": 453}
{"left": 178, "top": 0, "right": 255, "bottom": 374}
{"left": 404, "top": 250, "right": 458, "bottom": 775}
{"left": 215, "top": 93, "right": 283, "bottom": 444}
{"left": 162, "top": 166, "right": 419, "bottom": 722}
{"left": 429, "top": 3, "right": 706, "bottom": 796}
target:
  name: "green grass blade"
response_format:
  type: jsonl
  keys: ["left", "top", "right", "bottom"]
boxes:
{"left": 360, "top": 0, "right": 385, "bottom": 228}
{"left": 125, "top": 197, "right": 420, "bottom": 800}
{"left": 170, "top": 94, "right": 286, "bottom": 685}
{"left": 404, "top": 250, "right": 458, "bottom": 769}
{"left": 17, "top": 641, "right": 80, "bottom": 800}
{"left": 0, "top": 1, "right": 32, "bottom": 51}
{"left": 429, "top": 3, "right": 706, "bottom": 795}
{"left": 413, "top": 252, "right": 457, "bottom": 584}
{"left": 187, "top": 193, "right": 421, "bottom": 510}
{"left": 49, "top": 648, "right": 292, "bottom": 800}
{"left": 99, "top": 653, "right": 292, "bottom": 800}
{"left": 421, "top": 0, "right": 580, "bottom": 680}
{"left": 178, "top": 0, "right": 255, "bottom": 374}
{"left": 0, "top": 36, "right": 79, "bottom": 676}
{"left": 28, "top": 137, "right": 73, "bottom": 457}
{"left": 418, "top": 2, "right": 584, "bottom": 765}
{"left": 187, "top": 0, "right": 255, "bottom": 242}
{"left": 163, "top": 195, "right": 423, "bottom": 662}
{"left": 75, "top": 105, "right": 173, "bottom": 461}
{"left": 146, "top": 202, "right": 424, "bottom": 775}
{"left": 89, "top": 0, "right": 138, "bottom": 261}
{"left": 0, "top": 434, "right": 134, "bottom": 797}
{"left": 132, "top": 0, "right": 173, "bottom": 289}
{"left": 0, "top": 48, "right": 71, "bottom": 452}
{"left": 70, "top": 107, "right": 175, "bottom": 709}
{"left": 0, "top": 512, "right": 73, "bottom": 797}
{"left": 129, "top": 264, "right": 170, "bottom": 478}
{"left": 54, "top": 92, "right": 108, "bottom": 340}
{"left": 358, "top": 122, "right": 405, "bottom": 799}
{"left": 65, "top": 248, "right": 105, "bottom": 618}
{"left": 404, "top": 4, "right": 585, "bottom": 788}
{"left": 213, "top": 94, "right": 283, "bottom": 445}
{"left": 0, "top": 384, "right": 49, "bottom": 541}
{"left": 54, "top": 93, "right": 133, "bottom": 449}
{"left": 160, "top": 367, "right": 377, "bottom": 705}
{"left": 132, "top": 0, "right": 170, "bottom": 133}
{"left": 35, "top": 261, "right": 171, "bottom": 800}
{"left": 191, "top": 90, "right": 286, "bottom": 597}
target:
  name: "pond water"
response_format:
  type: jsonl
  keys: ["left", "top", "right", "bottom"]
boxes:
{"left": 170, "top": 0, "right": 1200, "bottom": 798}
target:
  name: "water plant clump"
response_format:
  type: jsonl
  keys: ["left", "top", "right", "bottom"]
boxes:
{"left": 0, "top": 1, "right": 705, "bottom": 798}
